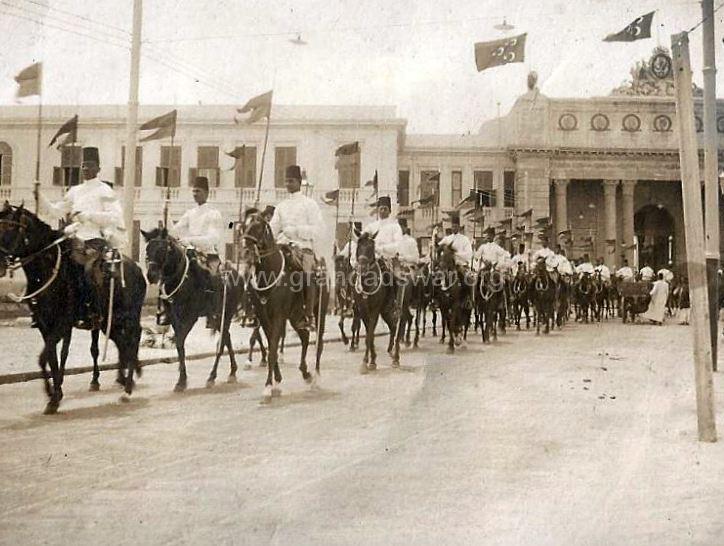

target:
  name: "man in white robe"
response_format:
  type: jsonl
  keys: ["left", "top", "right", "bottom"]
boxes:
{"left": 641, "top": 273, "right": 669, "bottom": 325}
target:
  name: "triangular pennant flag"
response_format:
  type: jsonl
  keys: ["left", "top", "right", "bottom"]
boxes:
{"left": 603, "top": 11, "right": 654, "bottom": 42}
{"left": 364, "top": 170, "right": 379, "bottom": 190}
{"left": 335, "top": 141, "right": 359, "bottom": 157}
{"left": 474, "top": 33, "right": 527, "bottom": 72}
{"left": 226, "top": 145, "right": 246, "bottom": 171}
{"left": 237, "top": 90, "right": 273, "bottom": 124}
{"left": 48, "top": 115, "right": 78, "bottom": 148}
{"left": 322, "top": 189, "right": 339, "bottom": 205}
{"left": 139, "top": 110, "right": 177, "bottom": 142}
{"left": 15, "top": 62, "right": 42, "bottom": 98}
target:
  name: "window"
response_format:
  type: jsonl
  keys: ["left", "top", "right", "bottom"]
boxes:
{"left": 53, "top": 145, "right": 82, "bottom": 187}
{"left": 234, "top": 146, "right": 257, "bottom": 188}
{"left": 337, "top": 147, "right": 360, "bottom": 189}
{"left": 156, "top": 146, "right": 181, "bottom": 187}
{"left": 274, "top": 146, "right": 297, "bottom": 188}
{"left": 473, "top": 170, "right": 495, "bottom": 207}
{"left": 419, "top": 170, "right": 440, "bottom": 206}
{"left": 397, "top": 170, "right": 410, "bottom": 206}
{"left": 189, "top": 146, "right": 220, "bottom": 187}
{"left": 451, "top": 170, "right": 462, "bottom": 206}
{"left": 115, "top": 146, "right": 143, "bottom": 187}
{"left": 0, "top": 142, "right": 12, "bottom": 186}
{"left": 504, "top": 170, "right": 516, "bottom": 208}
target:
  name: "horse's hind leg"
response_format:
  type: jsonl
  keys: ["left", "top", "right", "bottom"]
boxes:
{"left": 44, "top": 340, "right": 62, "bottom": 414}
{"left": 173, "top": 319, "right": 194, "bottom": 392}
{"left": 339, "top": 315, "right": 349, "bottom": 346}
{"left": 58, "top": 331, "right": 71, "bottom": 387}
{"left": 225, "top": 329, "right": 238, "bottom": 383}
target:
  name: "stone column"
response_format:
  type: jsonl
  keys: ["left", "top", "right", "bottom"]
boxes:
{"left": 553, "top": 179, "right": 569, "bottom": 247}
{"left": 602, "top": 180, "right": 618, "bottom": 269}
{"left": 621, "top": 180, "right": 637, "bottom": 266}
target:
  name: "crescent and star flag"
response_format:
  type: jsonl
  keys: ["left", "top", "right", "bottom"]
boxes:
{"left": 48, "top": 115, "right": 78, "bottom": 148}
{"left": 603, "top": 11, "right": 654, "bottom": 42}
{"left": 236, "top": 90, "right": 273, "bottom": 124}
{"left": 474, "top": 33, "right": 526, "bottom": 72}
{"left": 322, "top": 189, "right": 340, "bottom": 205}
{"left": 139, "top": 109, "right": 177, "bottom": 142}
{"left": 14, "top": 62, "right": 42, "bottom": 98}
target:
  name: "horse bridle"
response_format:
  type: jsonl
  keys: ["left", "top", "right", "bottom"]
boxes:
{"left": 242, "top": 219, "right": 286, "bottom": 292}
{"left": 146, "top": 236, "right": 190, "bottom": 300}
{"left": 0, "top": 215, "right": 29, "bottom": 256}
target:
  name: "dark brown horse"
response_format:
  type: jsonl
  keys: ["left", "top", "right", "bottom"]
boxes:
{"left": 334, "top": 254, "right": 361, "bottom": 351}
{"left": 0, "top": 204, "right": 146, "bottom": 414}
{"left": 433, "top": 244, "right": 467, "bottom": 353}
{"left": 530, "top": 260, "right": 557, "bottom": 335}
{"left": 476, "top": 262, "right": 507, "bottom": 343}
{"left": 353, "top": 233, "right": 406, "bottom": 372}
{"left": 510, "top": 266, "right": 531, "bottom": 330}
{"left": 142, "top": 228, "right": 241, "bottom": 390}
{"left": 240, "top": 212, "right": 328, "bottom": 399}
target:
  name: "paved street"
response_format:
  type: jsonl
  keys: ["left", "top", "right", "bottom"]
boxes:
{"left": 1, "top": 320, "right": 724, "bottom": 545}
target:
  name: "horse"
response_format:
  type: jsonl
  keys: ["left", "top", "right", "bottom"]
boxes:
{"left": 530, "top": 259, "right": 557, "bottom": 335}
{"left": 573, "top": 272, "right": 596, "bottom": 323}
{"left": 407, "top": 262, "right": 434, "bottom": 348}
{"left": 509, "top": 266, "right": 531, "bottom": 330}
{"left": 476, "top": 262, "right": 507, "bottom": 343}
{"left": 334, "top": 254, "right": 361, "bottom": 351}
{"left": 142, "top": 228, "right": 241, "bottom": 390}
{"left": 353, "top": 232, "right": 407, "bottom": 372}
{"left": 0, "top": 203, "right": 146, "bottom": 414}
{"left": 433, "top": 244, "right": 467, "bottom": 353}
{"left": 240, "top": 211, "right": 328, "bottom": 399}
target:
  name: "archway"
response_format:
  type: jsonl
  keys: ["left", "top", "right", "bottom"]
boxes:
{"left": 634, "top": 204, "right": 675, "bottom": 271}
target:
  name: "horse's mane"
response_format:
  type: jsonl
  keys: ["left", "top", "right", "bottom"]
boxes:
{"left": 1, "top": 204, "right": 60, "bottom": 241}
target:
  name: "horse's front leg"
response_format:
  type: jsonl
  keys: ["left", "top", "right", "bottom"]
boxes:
{"left": 87, "top": 329, "right": 101, "bottom": 391}
{"left": 172, "top": 315, "right": 194, "bottom": 392}
{"left": 339, "top": 315, "right": 349, "bottom": 346}
{"left": 364, "top": 314, "right": 379, "bottom": 372}
{"left": 43, "top": 338, "right": 63, "bottom": 414}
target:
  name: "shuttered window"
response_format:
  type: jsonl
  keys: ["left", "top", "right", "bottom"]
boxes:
{"left": 115, "top": 146, "right": 143, "bottom": 187}
{"left": 156, "top": 146, "right": 181, "bottom": 187}
{"left": 234, "top": 146, "right": 257, "bottom": 188}
{"left": 274, "top": 147, "right": 297, "bottom": 188}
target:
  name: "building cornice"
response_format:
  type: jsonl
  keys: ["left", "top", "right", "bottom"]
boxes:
{"left": 510, "top": 146, "right": 680, "bottom": 160}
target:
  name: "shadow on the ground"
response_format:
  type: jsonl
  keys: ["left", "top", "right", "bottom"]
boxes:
{"left": 1, "top": 397, "right": 151, "bottom": 432}
{"left": 257, "top": 387, "right": 340, "bottom": 409}
{"left": 157, "top": 380, "right": 252, "bottom": 401}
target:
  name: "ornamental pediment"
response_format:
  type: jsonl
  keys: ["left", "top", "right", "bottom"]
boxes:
{"left": 610, "top": 46, "right": 702, "bottom": 98}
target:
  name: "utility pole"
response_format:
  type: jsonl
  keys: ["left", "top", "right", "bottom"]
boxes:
{"left": 123, "top": 0, "right": 143, "bottom": 254}
{"left": 672, "top": 32, "right": 717, "bottom": 443}
{"left": 702, "top": 0, "right": 720, "bottom": 371}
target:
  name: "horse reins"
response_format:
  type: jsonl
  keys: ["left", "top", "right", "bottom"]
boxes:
{"left": 7, "top": 246, "right": 63, "bottom": 303}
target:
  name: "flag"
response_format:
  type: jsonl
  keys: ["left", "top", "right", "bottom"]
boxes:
{"left": 418, "top": 194, "right": 435, "bottom": 207}
{"left": 457, "top": 188, "right": 486, "bottom": 209}
{"left": 474, "top": 33, "right": 527, "bottom": 72}
{"left": 226, "top": 145, "right": 246, "bottom": 171}
{"left": 48, "top": 115, "right": 78, "bottom": 147}
{"left": 335, "top": 141, "right": 359, "bottom": 157}
{"left": 365, "top": 170, "right": 378, "bottom": 190}
{"left": 140, "top": 109, "right": 177, "bottom": 142}
{"left": 14, "top": 62, "right": 41, "bottom": 98}
{"left": 236, "top": 90, "right": 273, "bottom": 124}
{"left": 322, "top": 189, "right": 339, "bottom": 205}
{"left": 603, "top": 11, "right": 654, "bottom": 42}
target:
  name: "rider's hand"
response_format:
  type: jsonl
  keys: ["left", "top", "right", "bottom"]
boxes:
{"left": 63, "top": 223, "right": 79, "bottom": 235}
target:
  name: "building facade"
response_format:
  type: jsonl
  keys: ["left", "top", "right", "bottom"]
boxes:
{"left": 0, "top": 49, "right": 722, "bottom": 273}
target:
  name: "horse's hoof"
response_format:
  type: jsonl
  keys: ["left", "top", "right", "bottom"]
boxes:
{"left": 439, "top": 338, "right": 445, "bottom": 344}
{"left": 303, "top": 372, "right": 313, "bottom": 384}
{"left": 259, "top": 359, "right": 267, "bottom": 368}
{"left": 174, "top": 382, "right": 187, "bottom": 393}
{"left": 349, "top": 346, "right": 357, "bottom": 353}
{"left": 206, "top": 379, "right": 215, "bottom": 389}
{"left": 310, "top": 373, "right": 321, "bottom": 390}
{"left": 43, "top": 401, "right": 59, "bottom": 415}
{"left": 135, "top": 366, "right": 143, "bottom": 379}
{"left": 271, "top": 386, "right": 282, "bottom": 397}
{"left": 262, "top": 386, "right": 273, "bottom": 400}
{"left": 89, "top": 381, "right": 100, "bottom": 392}
{"left": 227, "top": 374, "right": 237, "bottom": 384}
{"left": 404, "top": 341, "right": 411, "bottom": 348}
{"left": 119, "top": 393, "right": 131, "bottom": 403}
{"left": 446, "top": 347, "right": 455, "bottom": 354}
{"left": 391, "top": 360, "right": 400, "bottom": 368}
{"left": 115, "top": 375, "right": 126, "bottom": 387}
{"left": 124, "top": 381, "right": 134, "bottom": 396}
{"left": 367, "top": 362, "right": 377, "bottom": 371}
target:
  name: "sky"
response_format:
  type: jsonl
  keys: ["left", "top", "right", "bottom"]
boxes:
{"left": 0, "top": 0, "right": 718, "bottom": 134}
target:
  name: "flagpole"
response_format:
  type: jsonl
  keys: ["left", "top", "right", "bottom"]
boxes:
{"left": 235, "top": 146, "right": 246, "bottom": 270}
{"left": 348, "top": 188, "right": 357, "bottom": 269}
{"left": 334, "top": 191, "right": 340, "bottom": 255}
{"left": 34, "top": 94, "right": 42, "bottom": 214}
{"left": 163, "top": 133, "right": 173, "bottom": 229}
{"left": 255, "top": 111, "right": 272, "bottom": 207}
{"left": 122, "top": 0, "right": 143, "bottom": 255}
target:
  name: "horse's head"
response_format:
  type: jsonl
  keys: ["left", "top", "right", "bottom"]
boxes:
{"left": 437, "top": 243, "right": 456, "bottom": 271}
{"left": 0, "top": 201, "right": 49, "bottom": 264}
{"left": 240, "top": 211, "right": 275, "bottom": 272}
{"left": 355, "top": 231, "right": 376, "bottom": 268}
{"left": 141, "top": 227, "right": 175, "bottom": 284}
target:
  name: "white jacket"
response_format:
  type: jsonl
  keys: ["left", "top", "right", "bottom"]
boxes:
{"left": 398, "top": 235, "right": 420, "bottom": 265}
{"left": 475, "top": 241, "right": 510, "bottom": 267}
{"left": 363, "top": 217, "right": 403, "bottom": 260}
{"left": 270, "top": 191, "right": 324, "bottom": 252}
{"left": 170, "top": 202, "right": 223, "bottom": 254}
{"left": 439, "top": 233, "right": 473, "bottom": 267}
{"left": 41, "top": 177, "right": 124, "bottom": 243}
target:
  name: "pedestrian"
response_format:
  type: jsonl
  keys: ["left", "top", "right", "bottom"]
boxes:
{"left": 641, "top": 272, "right": 670, "bottom": 325}
{"left": 676, "top": 277, "right": 690, "bottom": 325}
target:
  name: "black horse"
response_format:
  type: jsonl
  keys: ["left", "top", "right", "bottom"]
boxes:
{"left": 353, "top": 233, "right": 406, "bottom": 372}
{"left": 530, "top": 260, "right": 557, "bottom": 335}
{"left": 434, "top": 244, "right": 467, "bottom": 353}
{"left": 0, "top": 203, "right": 146, "bottom": 414}
{"left": 573, "top": 272, "right": 596, "bottom": 323}
{"left": 142, "top": 228, "right": 241, "bottom": 390}
{"left": 510, "top": 266, "right": 531, "bottom": 330}
{"left": 334, "top": 254, "right": 361, "bottom": 351}
{"left": 476, "top": 263, "right": 507, "bottom": 343}
{"left": 240, "top": 212, "right": 328, "bottom": 399}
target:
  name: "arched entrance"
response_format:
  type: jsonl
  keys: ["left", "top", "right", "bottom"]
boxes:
{"left": 634, "top": 205, "right": 675, "bottom": 271}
